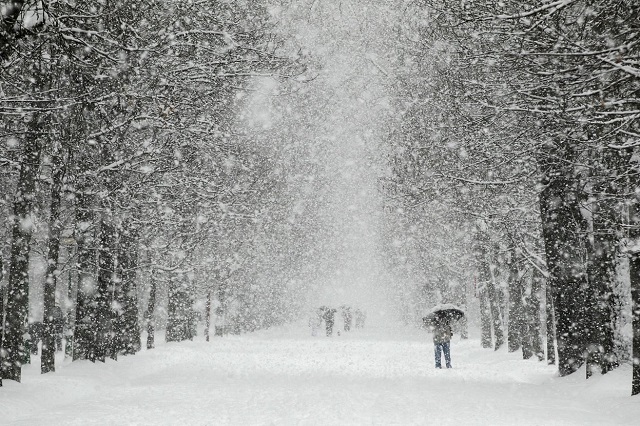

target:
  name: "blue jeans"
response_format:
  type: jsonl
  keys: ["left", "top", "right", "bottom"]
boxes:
{"left": 434, "top": 342, "right": 451, "bottom": 368}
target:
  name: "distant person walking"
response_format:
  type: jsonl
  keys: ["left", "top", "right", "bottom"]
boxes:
{"left": 322, "top": 307, "right": 336, "bottom": 337}
{"left": 355, "top": 309, "right": 366, "bottom": 328}
{"left": 341, "top": 305, "right": 352, "bottom": 332}
{"left": 431, "top": 319, "right": 453, "bottom": 369}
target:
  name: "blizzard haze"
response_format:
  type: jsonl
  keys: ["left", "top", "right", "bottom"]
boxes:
{"left": 241, "top": 0, "right": 398, "bottom": 320}
{"left": 2, "top": 0, "right": 640, "bottom": 424}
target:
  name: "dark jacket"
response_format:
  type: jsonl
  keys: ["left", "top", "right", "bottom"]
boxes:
{"left": 431, "top": 322, "right": 452, "bottom": 344}
{"left": 322, "top": 308, "right": 336, "bottom": 324}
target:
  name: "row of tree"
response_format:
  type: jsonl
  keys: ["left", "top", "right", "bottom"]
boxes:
{"left": 381, "top": 0, "right": 640, "bottom": 395}
{"left": 0, "top": 0, "right": 306, "bottom": 386}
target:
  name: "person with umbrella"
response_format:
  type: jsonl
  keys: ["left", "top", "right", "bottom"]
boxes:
{"left": 423, "top": 304, "right": 465, "bottom": 369}
{"left": 320, "top": 306, "right": 337, "bottom": 337}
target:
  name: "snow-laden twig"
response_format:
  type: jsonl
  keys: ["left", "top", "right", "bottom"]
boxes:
{"left": 490, "top": 0, "right": 579, "bottom": 21}
{"left": 434, "top": 172, "right": 524, "bottom": 186}
{"left": 599, "top": 56, "right": 640, "bottom": 79}
{"left": 519, "top": 244, "right": 548, "bottom": 278}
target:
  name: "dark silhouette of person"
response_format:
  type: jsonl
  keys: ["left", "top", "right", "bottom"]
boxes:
{"left": 322, "top": 307, "right": 336, "bottom": 337}
{"left": 355, "top": 309, "right": 367, "bottom": 328}
{"left": 341, "top": 306, "right": 352, "bottom": 331}
{"left": 431, "top": 318, "right": 453, "bottom": 368}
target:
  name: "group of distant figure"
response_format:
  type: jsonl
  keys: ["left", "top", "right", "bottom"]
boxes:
{"left": 309, "top": 305, "right": 366, "bottom": 337}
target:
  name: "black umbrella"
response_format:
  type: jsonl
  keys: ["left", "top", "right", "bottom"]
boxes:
{"left": 422, "top": 304, "right": 465, "bottom": 327}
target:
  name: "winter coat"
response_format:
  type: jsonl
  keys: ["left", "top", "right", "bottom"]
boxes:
{"left": 431, "top": 322, "right": 452, "bottom": 344}
{"left": 322, "top": 309, "right": 336, "bottom": 325}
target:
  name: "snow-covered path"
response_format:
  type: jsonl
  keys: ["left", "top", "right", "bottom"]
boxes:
{"left": 2, "top": 324, "right": 638, "bottom": 425}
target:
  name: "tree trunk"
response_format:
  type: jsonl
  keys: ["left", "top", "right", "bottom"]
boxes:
{"left": 539, "top": 156, "right": 588, "bottom": 376}
{"left": 628, "top": 160, "right": 640, "bottom": 395}
{"left": 0, "top": 132, "right": 41, "bottom": 383}
{"left": 460, "top": 312, "right": 469, "bottom": 339}
{"left": 632, "top": 251, "right": 640, "bottom": 395}
{"left": 146, "top": 269, "right": 157, "bottom": 350}
{"left": 166, "top": 278, "right": 179, "bottom": 342}
{"left": 73, "top": 191, "right": 97, "bottom": 362}
{"left": 96, "top": 218, "right": 117, "bottom": 362}
{"left": 205, "top": 291, "right": 211, "bottom": 342}
{"left": 479, "top": 290, "right": 492, "bottom": 348}
{"left": 109, "top": 224, "right": 122, "bottom": 361}
{"left": 166, "top": 276, "right": 192, "bottom": 342}
{"left": 507, "top": 298, "right": 521, "bottom": 352}
{"left": 0, "top": 256, "right": 4, "bottom": 386}
{"left": 64, "top": 244, "right": 76, "bottom": 360}
{"left": 545, "top": 284, "right": 556, "bottom": 366}
{"left": 475, "top": 232, "right": 498, "bottom": 349}
{"left": 520, "top": 281, "right": 533, "bottom": 360}
{"left": 507, "top": 246, "right": 524, "bottom": 353}
{"left": 117, "top": 222, "right": 140, "bottom": 355}
{"left": 41, "top": 144, "right": 66, "bottom": 374}
{"left": 487, "top": 263, "right": 505, "bottom": 350}
{"left": 529, "top": 269, "right": 544, "bottom": 361}
{"left": 585, "top": 181, "right": 619, "bottom": 378}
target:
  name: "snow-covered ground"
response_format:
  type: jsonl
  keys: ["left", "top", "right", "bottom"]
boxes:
{"left": 2, "top": 323, "right": 639, "bottom": 425}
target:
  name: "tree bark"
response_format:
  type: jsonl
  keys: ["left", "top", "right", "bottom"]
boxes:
{"left": 545, "top": 284, "right": 556, "bottom": 366}
{"left": 146, "top": 269, "right": 157, "bottom": 350}
{"left": 118, "top": 222, "right": 141, "bottom": 355}
{"left": 0, "top": 250, "right": 4, "bottom": 386}
{"left": 64, "top": 247, "right": 75, "bottom": 360}
{"left": 539, "top": 150, "right": 588, "bottom": 376}
{"left": 41, "top": 144, "right": 66, "bottom": 374}
{"left": 96, "top": 218, "right": 117, "bottom": 362}
{"left": 73, "top": 191, "right": 97, "bottom": 362}
{"left": 460, "top": 312, "right": 469, "bottom": 339}
{"left": 474, "top": 231, "right": 501, "bottom": 349}
{"left": 487, "top": 260, "right": 505, "bottom": 350}
{"left": 0, "top": 131, "right": 41, "bottom": 383}
{"left": 529, "top": 269, "right": 544, "bottom": 361}
{"left": 0, "top": 238, "right": 3, "bottom": 386}
{"left": 585, "top": 181, "right": 619, "bottom": 378}
{"left": 632, "top": 252, "right": 640, "bottom": 395}
{"left": 205, "top": 291, "right": 212, "bottom": 342}
{"left": 507, "top": 245, "right": 524, "bottom": 353}
{"left": 166, "top": 275, "right": 193, "bottom": 342}
{"left": 479, "top": 290, "right": 492, "bottom": 348}
{"left": 628, "top": 159, "right": 640, "bottom": 395}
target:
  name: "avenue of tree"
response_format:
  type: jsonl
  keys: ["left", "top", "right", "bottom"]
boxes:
{"left": 2, "top": 0, "right": 639, "bottom": 398}
{"left": 0, "top": 0, "right": 308, "bottom": 385}
{"left": 382, "top": 0, "right": 640, "bottom": 395}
